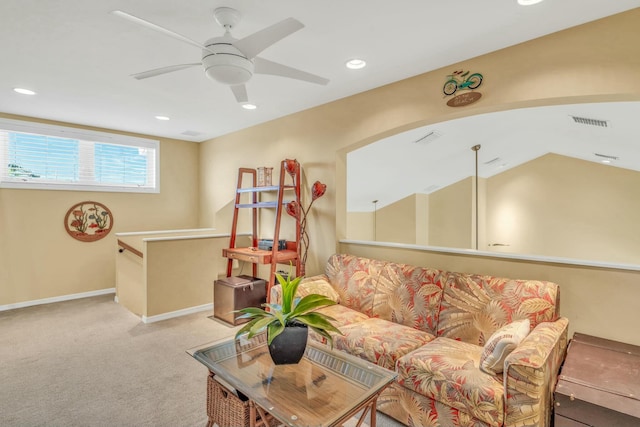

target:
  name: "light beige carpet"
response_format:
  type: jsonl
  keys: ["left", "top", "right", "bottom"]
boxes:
{"left": 0, "top": 294, "right": 403, "bottom": 427}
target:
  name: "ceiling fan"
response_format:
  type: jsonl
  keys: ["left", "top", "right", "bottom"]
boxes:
{"left": 111, "top": 7, "right": 329, "bottom": 104}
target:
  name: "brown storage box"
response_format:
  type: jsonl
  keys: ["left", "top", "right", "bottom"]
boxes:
{"left": 213, "top": 275, "right": 266, "bottom": 326}
{"left": 554, "top": 333, "right": 640, "bottom": 427}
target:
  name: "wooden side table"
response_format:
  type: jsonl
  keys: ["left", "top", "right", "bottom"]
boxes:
{"left": 554, "top": 333, "right": 640, "bottom": 426}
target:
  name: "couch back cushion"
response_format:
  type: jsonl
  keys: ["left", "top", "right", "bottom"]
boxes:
{"left": 437, "top": 272, "right": 559, "bottom": 346}
{"left": 325, "top": 254, "right": 385, "bottom": 316}
{"left": 372, "top": 262, "right": 446, "bottom": 336}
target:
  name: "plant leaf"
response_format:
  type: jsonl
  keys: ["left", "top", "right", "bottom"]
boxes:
{"left": 272, "top": 309, "right": 286, "bottom": 326}
{"left": 235, "top": 318, "right": 262, "bottom": 339}
{"left": 247, "top": 316, "right": 277, "bottom": 338}
{"left": 236, "top": 306, "right": 269, "bottom": 316}
{"left": 310, "top": 327, "right": 335, "bottom": 348}
{"left": 294, "top": 312, "right": 342, "bottom": 334}
{"left": 280, "top": 271, "right": 303, "bottom": 314}
{"left": 267, "top": 322, "right": 285, "bottom": 345}
{"left": 291, "top": 294, "right": 337, "bottom": 315}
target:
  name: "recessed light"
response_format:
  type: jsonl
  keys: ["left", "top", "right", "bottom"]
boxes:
{"left": 518, "top": 0, "right": 544, "bottom": 5}
{"left": 155, "top": 115, "right": 170, "bottom": 121}
{"left": 242, "top": 103, "right": 257, "bottom": 110}
{"left": 601, "top": 159, "right": 611, "bottom": 164}
{"left": 346, "top": 59, "right": 366, "bottom": 70}
{"left": 14, "top": 88, "right": 36, "bottom": 95}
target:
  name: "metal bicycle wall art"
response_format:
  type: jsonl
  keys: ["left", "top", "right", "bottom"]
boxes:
{"left": 442, "top": 70, "right": 484, "bottom": 107}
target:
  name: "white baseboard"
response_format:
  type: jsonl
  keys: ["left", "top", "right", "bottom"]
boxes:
{"left": 141, "top": 303, "right": 213, "bottom": 324}
{"left": 0, "top": 288, "right": 116, "bottom": 312}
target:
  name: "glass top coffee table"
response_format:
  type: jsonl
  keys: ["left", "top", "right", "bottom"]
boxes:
{"left": 188, "top": 333, "right": 397, "bottom": 427}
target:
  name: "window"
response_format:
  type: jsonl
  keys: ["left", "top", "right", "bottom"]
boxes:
{"left": 0, "top": 118, "right": 159, "bottom": 193}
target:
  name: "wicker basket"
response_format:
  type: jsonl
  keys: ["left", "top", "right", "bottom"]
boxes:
{"left": 206, "top": 374, "right": 279, "bottom": 427}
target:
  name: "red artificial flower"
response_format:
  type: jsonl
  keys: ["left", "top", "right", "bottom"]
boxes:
{"left": 311, "top": 181, "right": 326, "bottom": 201}
{"left": 286, "top": 201, "right": 300, "bottom": 220}
{"left": 284, "top": 159, "right": 298, "bottom": 176}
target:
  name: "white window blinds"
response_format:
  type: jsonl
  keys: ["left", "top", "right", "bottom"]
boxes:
{"left": 0, "top": 118, "right": 159, "bottom": 193}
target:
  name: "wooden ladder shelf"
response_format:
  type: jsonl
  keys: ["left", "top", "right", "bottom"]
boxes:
{"left": 223, "top": 160, "right": 301, "bottom": 299}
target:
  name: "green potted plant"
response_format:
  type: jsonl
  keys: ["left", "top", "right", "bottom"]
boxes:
{"left": 235, "top": 270, "right": 342, "bottom": 364}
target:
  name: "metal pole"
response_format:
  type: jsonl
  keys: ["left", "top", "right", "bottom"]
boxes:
{"left": 471, "top": 145, "right": 481, "bottom": 250}
{"left": 372, "top": 200, "right": 378, "bottom": 241}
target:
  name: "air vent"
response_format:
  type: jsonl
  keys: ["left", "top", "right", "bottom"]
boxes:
{"left": 484, "top": 157, "right": 501, "bottom": 165}
{"left": 413, "top": 130, "right": 442, "bottom": 144}
{"left": 594, "top": 153, "right": 619, "bottom": 161}
{"left": 181, "top": 130, "right": 203, "bottom": 137}
{"left": 570, "top": 115, "right": 609, "bottom": 128}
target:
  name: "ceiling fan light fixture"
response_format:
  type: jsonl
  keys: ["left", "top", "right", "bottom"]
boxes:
{"left": 517, "top": 0, "right": 544, "bottom": 5}
{"left": 14, "top": 87, "right": 36, "bottom": 95}
{"left": 346, "top": 59, "right": 366, "bottom": 70}
{"left": 205, "top": 64, "right": 253, "bottom": 85}
{"left": 202, "top": 39, "right": 255, "bottom": 85}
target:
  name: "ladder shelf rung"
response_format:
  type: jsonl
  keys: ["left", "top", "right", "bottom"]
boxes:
{"left": 235, "top": 201, "right": 294, "bottom": 209}
{"left": 237, "top": 185, "right": 296, "bottom": 193}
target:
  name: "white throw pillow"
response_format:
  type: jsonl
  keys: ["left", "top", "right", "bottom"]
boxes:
{"left": 480, "top": 319, "right": 531, "bottom": 375}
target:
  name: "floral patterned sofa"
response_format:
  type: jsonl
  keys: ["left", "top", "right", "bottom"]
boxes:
{"left": 272, "top": 254, "right": 569, "bottom": 427}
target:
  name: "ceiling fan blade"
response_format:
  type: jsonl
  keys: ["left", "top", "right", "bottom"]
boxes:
{"left": 234, "top": 17, "right": 304, "bottom": 59}
{"left": 111, "top": 10, "right": 215, "bottom": 55}
{"left": 132, "top": 63, "right": 201, "bottom": 80}
{"left": 254, "top": 57, "right": 329, "bottom": 85}
{"left": 230, "top": 85, "right": 248, "bottom": 103}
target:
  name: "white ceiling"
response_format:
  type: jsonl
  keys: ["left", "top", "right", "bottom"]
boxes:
{"left": 1, "top": 1, "right": 639, "bottom": 143}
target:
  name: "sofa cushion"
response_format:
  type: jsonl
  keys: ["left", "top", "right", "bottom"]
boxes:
{"left": 397, "top": 337, "right": 504, "bottom": 427}
{"left": 297, "top": 274, "right": 340, "bottom": 302}
{"left": 307, "top": 304, "right": 369, "bottom": 344}
{"left": 334, "top": 318, "right": 435, "bottom": 370}
{"left": 438, "top": 272, "right": 558, "bottom": 346}
{"left": 480, "top": 319, "right": 530, "bottom": 375}
{"left": 378, "top": 383, "right": 493, "bottom": 427}
{"left": 326, "top": 254, "right": 387, "bottom": 316}
{"left": 372, "top": 262, "right": 446, "bottom": 336}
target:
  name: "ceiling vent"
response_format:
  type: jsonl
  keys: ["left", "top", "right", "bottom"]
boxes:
{"left": 181, "top": 130, "right": 203, "bottom": 137}
{"left": 484, "top": 157, "right": 501, "bottom": 165}
{"left": 413, "top": 130, "right": 442, "bottom": 144}
{"left": 594, "top": 153, "right": 619, "bottom": 161}
{"left": 569, "top": 115, "right": 609, "bottom": 128}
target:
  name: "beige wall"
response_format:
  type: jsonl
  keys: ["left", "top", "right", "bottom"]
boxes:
{"left": 377, "top": 194, "right": 416, "bottom": 244}
{"left": 199, "top": 9, "right": 640, "bottom": 344}
{"left": 346, "top": 212, "right": 373, "bottom": 241}
{"left": 0, "top": 113, "right": 200, "bottom": 306}
{"left": 486, "top": 153, "right": 640, "bottom": 264}
{"left": 429, "top": 177, "right": 473, "bottom": 248}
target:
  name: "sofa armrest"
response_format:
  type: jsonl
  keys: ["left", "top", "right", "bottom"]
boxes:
{"left": 269, "top": 274, "right": 339, "bottom": 304}
{"left": 503, "top": 317, "right": 569, "bottom": 427}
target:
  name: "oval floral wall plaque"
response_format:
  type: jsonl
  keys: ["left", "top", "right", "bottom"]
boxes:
{"left": 64, "top": 201, "right": 113, "bottom": 242}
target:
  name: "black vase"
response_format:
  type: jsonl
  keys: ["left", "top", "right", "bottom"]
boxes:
{"left": 268, "top": 322, "right": 308, "bottom": 365}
